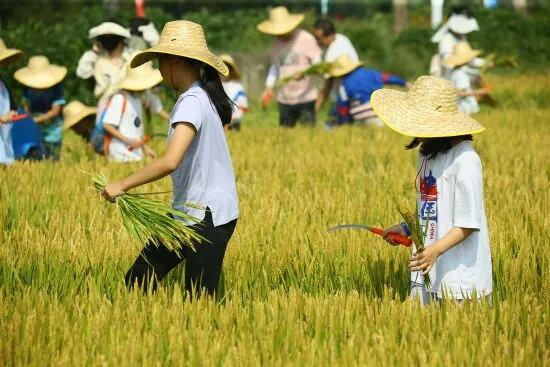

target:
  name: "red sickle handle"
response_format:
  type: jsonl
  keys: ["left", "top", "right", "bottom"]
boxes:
{"left": 128, "top": 136, "right": 151, "bottom": 151}
{"left": 369, "top": 227, "right": 413, "bottom": 247}
{"left": 11, "top": 113, "right": 29, "bottom": 122}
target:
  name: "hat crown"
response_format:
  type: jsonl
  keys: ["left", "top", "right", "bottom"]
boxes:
{"left": 64, "top": 101, "right": 86, "bottom": 116}
{"left": 269, "top": 6, "right": 291, "bottom": 22}
{"left": 408, "top": 76, "right": 458, "bottom": 114}
{"left": 334, "top": 54, "right": 353, "bottom": 67}
{"left": 0, "top": 39, "right": 7, "bottom": 51}
{"left": 28, "top": 55, "right": 50, "bottom": 70}
{"left": 453, "top": 41, "right": 474, "bottom": 55}
{"left": 158, "top": 20, "right": 208, "bottom": 51}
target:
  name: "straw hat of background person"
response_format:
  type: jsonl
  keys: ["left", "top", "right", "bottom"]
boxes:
{"left": 89, "top": 21, "right": 131, "bottom": 39}
{"left": 371, "top": 75, "right": 485, "bottom": 138}
{"left": 329, "top": 54, "right": 363, "bottom": 78}
{"left": 443, "top": 41, "right": 482, "bottom": 68}
{"left": 63, "top": 101, "right": 97, "bottom": 131}
{"left": 0, "top": 39, "right": 23, "bottom": 65}
{"left": 220, "top": 54, "right": 241, "bottom": 79}
{"left": 448, "top": 14, "right": 479, "bottom": 35}
{"left": 14, "top": 56, "right": 67, "bottom": 89}
{"left": 256, "top": 7, "right": 304, "bottom": 36}
{"left": 131, "top": 20, "right": 228, "bottom": 77}
{"left": 116, "top": 60, "right": 163, "bottom": 92}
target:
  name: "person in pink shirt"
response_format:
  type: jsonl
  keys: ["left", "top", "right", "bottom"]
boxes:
{"left": 257, "top": 7, "right": 322, "bottom": 127}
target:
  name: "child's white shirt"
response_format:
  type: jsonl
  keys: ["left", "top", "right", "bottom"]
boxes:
{"left": 450, "top": 65, "right": 480, "bottom": 114}
{"left": 415, "top": 141, "right": 492, "bottom": 299}
{"left": 103, "top": 91, "right": 144, "bottom": 162}
{"left": 222, "top": 80, "right": 248, "bottom": 122}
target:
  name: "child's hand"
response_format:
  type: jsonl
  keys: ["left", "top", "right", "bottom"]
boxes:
{"left": 0, "top": 111, "right": 16, "bottom": 123}
{"left": 102, "top": 181, "right": 126, "bottom": 203}
{"left": 143, "top": 145, "right": 156, "bottom": 159}
{"left": 382, "top": 224, "right": 407, "bottom": 246}
{"left": 408, "top": 245, "right": 442, "bottom": 275}
{"left": 128, "top": 138, "right": 143, "bottom": 150}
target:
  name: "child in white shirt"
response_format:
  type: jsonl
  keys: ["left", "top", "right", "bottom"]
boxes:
{"left": 220, "top": 54, "right": 248, "bottom": 131}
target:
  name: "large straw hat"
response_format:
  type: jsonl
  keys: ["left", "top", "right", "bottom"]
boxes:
{"left": 63, "top": 101, "right": 97, "bottom": 131}
{"left": 131, "top": 20, "right": 228, "bottom": 77}
{"left": 89, "top": 22, "right": 131, "bottom": 39}
{"left": 443, "top": 41, "right": 482, "bottom": 68}
{"left": 448, "top": 14, "right": 479, "bottom": 35}
{"left": 14, "top": 56, "right": 67, "bottom": 89}
{"left": 329, "top": 54, "right": 363, "bottom": 78}
{"left": 220, "top": 54, "right": 240, "bottom": 79}
{"left": 0, "top": 39, "right": 23, "bottom": 65}
{"left": 371, "top": 75, "right": 485, "bottom": 138}
{"left": 116, "top": 60, "right": 163, "bottom": 91}
{"left": 257, "top": 7, "right": 304, "bottom": 36}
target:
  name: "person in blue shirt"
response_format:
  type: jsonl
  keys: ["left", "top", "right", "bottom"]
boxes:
{"left": 328, "top": 54, "right": 408, "bottom": 127}
{"left": 15, "top": 55, "right": 67, "bottom": 160}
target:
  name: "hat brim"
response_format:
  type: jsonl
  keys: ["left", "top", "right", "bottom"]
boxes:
{"left": 118, "top": 70, "right": 164, "bottom": 92}
{"left": 256, "top": 14, "right": 304, "bottom": 36}
{"left": 371, "top": 88, "right": 485, "bottom": 138}
{"left": 221, "top": 58, "right": 241, "bottom": 79}
{"left": 131, "top": 45, "right": 229, "bottom": 77}
{"left": 64, "top": 107, "right": 97, "bottom": 131}
{"left": 330, "top": 61, "right": 363, "bottom": 78}
{"left": 14, "top": 66, "right": 67, "bottom": 89}
{"left": 0, "top": 49, "right": 23, "bottom": 65}
{"left": 444, "top": 50, "right": 482, "bottom": 68}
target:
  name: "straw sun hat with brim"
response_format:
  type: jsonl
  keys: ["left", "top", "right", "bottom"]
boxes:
{"left": 131, "top": 20, "right": 229, "bottom": 77}
{"left": 220, "top": 54, "right": 241, "bottom": 79}
{"left": 371, "top": 75, "right": 485, "bottom": 138}
{"left": 116, "top": 61, "right": 163, "bottom": 92}
{"left": 329, "top": 54, "right": 363, "bottom": 78}
{"left": 0, "top": 39, "right": 23, "bottom": 65}
{"left": 63, "top": 101, "right": 97, "bottom": 131}
{"left": 88, "top": 22, "right": 131, "bottom": 39}
{"left": 257, "top": 7, "right": 304, "bottom": 36}
{"left": 443, "top": 41, "right": 482, "bottom": 68}
{"left": 14, "top": 56, "right": 67, "bottom": 89}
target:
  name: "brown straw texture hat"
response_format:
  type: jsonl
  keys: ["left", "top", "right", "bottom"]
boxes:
{"left": 220, "top": 54, "right": 241, "bottom": 79}
{"left": 443, "top": 41, "right": 482, "bottom": 68}
{"left": 329, "top": 54, "right": 363, "bottom": 78}
{"left": 14, "top": 55, "right": 67, "bottom": 89}
{"left": 0, "top": 39, "right": 23, "bottom": 65}
{"left": 63, "top": 101, "right": 97, "bottom": 131}
{"left": 371, "top": 75, "right": 485, "bottom": 138}
{"left": 131, "top": 20, "right": 228, "bottom": 77}
{"left": 257, "top": 7, "right": 304, "bottom": 36}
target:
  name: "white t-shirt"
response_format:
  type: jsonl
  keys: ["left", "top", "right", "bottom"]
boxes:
{"left": 0, "top": 80, "right": 14, "bottom": 165}
{"left": 222, "top": 80, "right": 248, "bottom": 122}
{"left": 103, "top": 91, "right": 144, "bottom": 162}
{"left": 169, "top": 82, "right": 239, "bottom": 226}
{"left": 414, "top": 141, "right": 492, "bottom": 299}
{"left": 450, "top": 66, "right": 480, "bottom": 115}
{"left": 324, "top": 33, "right": 359, "bottom": 63}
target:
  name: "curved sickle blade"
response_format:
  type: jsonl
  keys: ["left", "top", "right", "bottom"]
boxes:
{"left": 328, "top": 224, "right": 373, "bottom": 232}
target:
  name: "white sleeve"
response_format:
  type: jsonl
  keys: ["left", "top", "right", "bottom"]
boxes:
{"left": 234, "top": 84, "right": 248, "bottom": 109}
{"left": 76, "top": 50, "right": 98, "bottom": 79}
{"left": 451, "top": 70, "right": 470, "bottom": 91}
{"left": 103, "top": 94, "right": 125, "bottom": 128}
{"left": 138, "top": 23, "right": 160, "bottom": 46}
{"left": 145, "top": 90, "right": 163, "bottom": 114}
{"left": 171, "top": 95, "right": 203, "bottom": 131}
{"left": 453, "top": 151, "right": 483, "bottom": 229}
{"left": 265, "top": 64, "right": 278, "bottom": 88}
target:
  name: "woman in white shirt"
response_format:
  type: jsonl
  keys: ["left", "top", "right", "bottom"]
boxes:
{"left": 101, "top": 21, "right": 239, "bottom": 297}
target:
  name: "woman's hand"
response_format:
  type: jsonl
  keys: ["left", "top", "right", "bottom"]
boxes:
{"left": 382, "top": 224, "right": 407, "bottom": 246}
{"left": 408, "top": 245, "right": 442, "bottom": 275}
{"left": 102, "top": 181, "right": 126, "bottom": 203}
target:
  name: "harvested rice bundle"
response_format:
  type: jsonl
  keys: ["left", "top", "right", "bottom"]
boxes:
{"left": 275, "top": 62, "right": 334, "bottom": 87}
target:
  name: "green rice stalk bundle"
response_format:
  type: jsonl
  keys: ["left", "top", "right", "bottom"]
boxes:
{"left": 275, "top": 62, "right": 334, "bottom": 87}
{"left": 91, "top": 172, "right": 205, "bottom": 253}
{"left": 396, "top": 203, "right": 431, "bottom": 287}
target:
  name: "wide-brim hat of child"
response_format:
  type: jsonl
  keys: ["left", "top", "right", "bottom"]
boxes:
{"left": 63, "top": 101, "right": 97, "bottom": 131}
{"left": 14, "top": 55, "right": 67, "bottom": 89}
{"left": 130, "top": 20, "right": 229, "bottom": 77}
{"left": 0, "top": 39, "right": 23, "bottom": 66}
{"left": 220, "top": 54, "right": 241, "bottom": 79}
{"left": 371, "top": 75, "right": 485, "bottom": 138}
{"left": 431, "top": 14, "right": 479, "bottom": 43}
{"left": 116, "top": 60, "right": 163, "bottom": 92}
{"left": 329, "top": 54, "right": 363, "bottom": 78}
{"left": 443, "top": 41, "right": 482, "bottom": 68}
{"left": 88, "top": 22, "right": 131, "bottom": 39}
{"left": 256, "top": 6, "right": 304, "bottom": 36}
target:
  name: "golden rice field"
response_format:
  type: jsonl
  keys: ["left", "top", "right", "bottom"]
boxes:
{"left": 1, "top": 74, "right": 549, "bottom": 366}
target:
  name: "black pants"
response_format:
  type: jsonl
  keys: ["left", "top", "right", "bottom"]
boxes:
{"left": 125, "top": 209, "right": 237, "bottom": 296}
{"left": 278, "top": 101, "right": 316, "bottom": 127}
